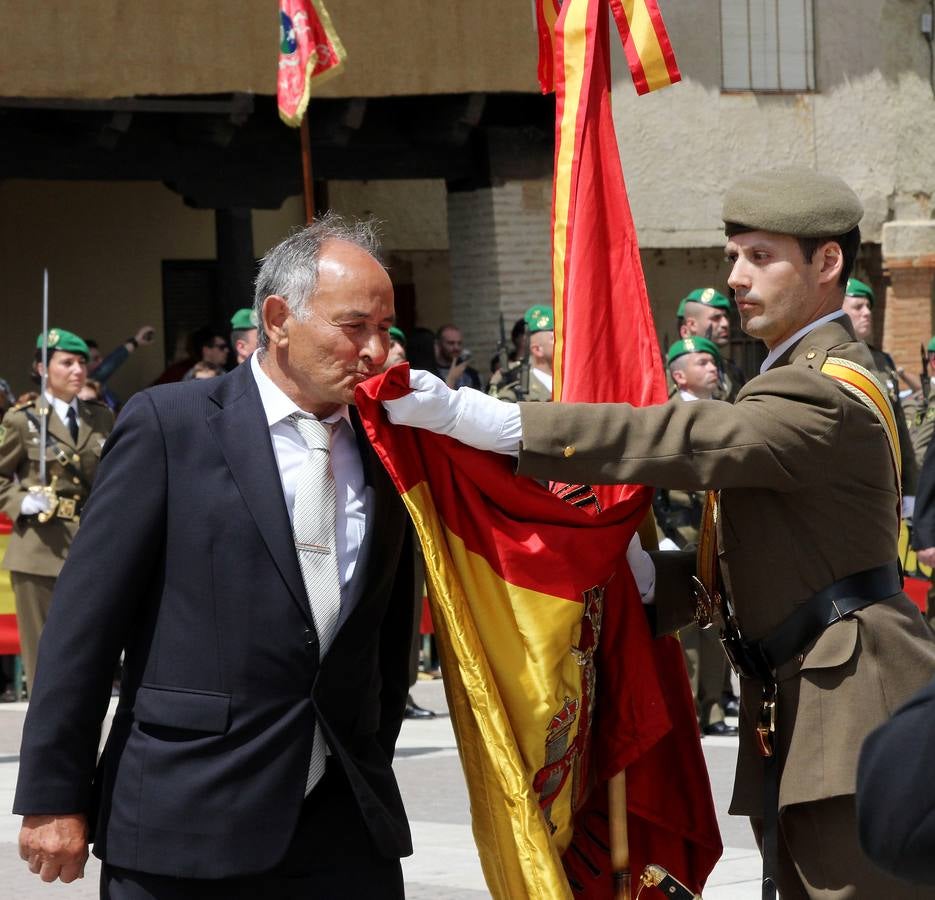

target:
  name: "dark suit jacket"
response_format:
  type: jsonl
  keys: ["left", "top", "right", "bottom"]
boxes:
{"left": 13, "top": 362, "right": 414, "bottom": 879}
{"left": 912, "top": 434, "right": 935, "bottom": 549}
{"left": 857, "top": 676, "right": 935, "bottom": 885}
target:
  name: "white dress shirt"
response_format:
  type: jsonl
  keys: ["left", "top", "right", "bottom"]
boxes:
{"left": 251, "top": 353, "right": 372, "bottom": 624}
{"left": 46, "top": 392, "right": 79, "bottom": 430}
{"left": 531, "top": 367, "right": 553, "bottom": 392}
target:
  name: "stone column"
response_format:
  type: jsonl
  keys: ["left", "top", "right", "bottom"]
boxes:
{"left": 881, "top": 221, "right": 935, "bottom": 374}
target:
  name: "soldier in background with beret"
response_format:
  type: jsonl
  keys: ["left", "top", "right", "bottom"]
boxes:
{"left": 488, "top": 304, "right": 554, "bottom": 403}
{"left": 654, "top": 337, "right": 736, "bottom": 737}
{"left": 385, "top": 168, "right": 935, "bottom": 898}
{"left": 0, "top": 329, "right": 113, "bottom": 693}
{"left": 678, "top": 287, "right": 747, "bottom": 402}
{"left": 230, "top": 307, "right": 259, "bottom": 366}
{"left": 842, "top": 277, "right": 919, "bottom": 499}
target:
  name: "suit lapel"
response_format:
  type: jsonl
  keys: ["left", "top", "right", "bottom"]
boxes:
{"left": 206, "top": 365, "right": 311, "bottom": 624}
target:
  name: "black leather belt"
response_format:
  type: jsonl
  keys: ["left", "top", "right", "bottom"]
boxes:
{"left": 752, "top": 561, "right": 902, "bottom": 672}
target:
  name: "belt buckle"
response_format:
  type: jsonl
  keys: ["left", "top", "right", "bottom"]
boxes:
{"left": 690, "top": 575, "right": 716, "bottom": 629}
{"left": 57, "top": 498, "right": 77, "bottom": 521}
{"left": 755, "top": 690, "right": 776, "bottom": 758}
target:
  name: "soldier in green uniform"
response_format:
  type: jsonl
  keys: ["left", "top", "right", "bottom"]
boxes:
{"left": 842, "top": 277, "right": 919, "bottom": 497}
{"left": 654, "top": 337, "right": 737, "bottom": 736}
{"left": 385, "top": 168, "right": 935, "bottom": 898}
{"left": 0, "top": 329, "right": 113, "bottom": 693}
{"left": 488, "top": 305, "right": 554, "bottom": 403}
{"left": 678, "top": 287, "right": 747, "bottom": 402}
{"left": 903, "top": 336, "right": 935, "bottom": 472}
{"left": 230, "top": 307, "right": 259, "bottom": 365}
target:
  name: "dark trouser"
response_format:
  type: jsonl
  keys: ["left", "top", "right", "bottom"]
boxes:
{"left": 10, "top": 572, "right": 56, "bottom": 695}
{"left": 752, "top": 795, "right": 935, "bottom": 899}
{"left": 680, "top": 621, "right": 729, "bottom": 727}
{"left": 100, "top": 762, "right": 405, "bottom": 900}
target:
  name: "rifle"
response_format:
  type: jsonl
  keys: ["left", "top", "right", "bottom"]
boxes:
{"left": 495, "top": 314, "right": 511, "bottom": 377}
{"left": 921, "top": 343, "right": 930, "bottom": 409}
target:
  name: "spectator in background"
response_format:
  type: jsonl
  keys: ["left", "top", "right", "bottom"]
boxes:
{"left": 85, "top": 326, "right": 156, "bottom": 410}
{"left": 0, "top": 378, "right": 15, "bottom": 418}
{"left": 187, "top": 361, "right": 225, "bottom": 380}
{"left": 406, "top": 327, "right": 441, "bottom": 377}
{"left": 434, "top": 324, "right": 482, "bottom": 390}
{"left": 230, "top": 308, "right": 259, "bottom": 365}
{"left": 152, "top": 326, "right": 228, "bottom": 386}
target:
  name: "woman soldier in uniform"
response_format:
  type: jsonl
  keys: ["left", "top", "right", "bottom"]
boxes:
{"left": 0, "top": 329, "right": 114, "bottom": 694}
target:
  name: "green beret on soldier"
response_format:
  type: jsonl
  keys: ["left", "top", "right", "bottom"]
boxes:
{"left": 489, "top": 305, "right": 555, "bottom": 403}
{"left": 230, "top": 308, "right": 259, "bottom": 365}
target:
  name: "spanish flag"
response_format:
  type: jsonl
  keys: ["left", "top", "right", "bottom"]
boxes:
{"left": 277, "top": 0, "right": 347, "bottom": 126}
{"left": 0, "top": 514, "right": 20, "bottom": 655}
{"left": 536, "top": 0, "right": 681, "bottom": 95}
{"left": 357, "top": 370, "right": 721, "bottom": 898}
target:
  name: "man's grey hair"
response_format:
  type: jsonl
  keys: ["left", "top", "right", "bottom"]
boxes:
{"left": 253, "top": 213, "right": 383, "bottom": 351}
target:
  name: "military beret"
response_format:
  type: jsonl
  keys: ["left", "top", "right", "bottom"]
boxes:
{"left": 524, "top": 304, "right": 554, "bottom": 334}
{"left": 928, "top": 337, "right": 935, "bottom": 353}
{"left": 230, "top": 308, "right": 258, "bottom": 331}
{"left": 388, "top": 326, "right": 406, "bottom": 345}
{"left": 666, "top": 336, "right": 721, "bottom": 366}
{"left": 36, "top": 328, "right": 89, "bottom": 359}
{"left": 723, "top": 168, "right": 863, "bottom": 238}
{"left": 677, "top": 287, "right": 731, "bottom": 318}
{"left": 845, "top": 277, "right": 874, "bottom": 307}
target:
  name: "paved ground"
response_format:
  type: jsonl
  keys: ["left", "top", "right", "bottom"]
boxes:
{"left": 0, "top": 679, "right": 759, "bottom": 897}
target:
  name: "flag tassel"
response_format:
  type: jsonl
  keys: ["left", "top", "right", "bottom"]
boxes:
{"left": 609, "top": 769, "right": 632, "bottom": 899}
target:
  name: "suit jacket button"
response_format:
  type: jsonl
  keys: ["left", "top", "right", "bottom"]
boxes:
{"left": 304, "top": 628, "right": 315, "bottom": 649}
{"left": 563, "top": 445, "right": 576, "bottom": 458}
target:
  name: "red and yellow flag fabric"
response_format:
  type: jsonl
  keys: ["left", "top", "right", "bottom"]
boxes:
{"left": 277, "top": 0, "right": 346, "bottom": 126}
{"left": 536, "top": 0, "right": 680, "bottom": 95}
{"left": 547, "top": 1, "right": 720, "bottom": 895}
{"left": 0, "top": 515, "right": 20, "bottom": 655}
{"left": 357, "top": 369, "right": 720, "bottom": 898}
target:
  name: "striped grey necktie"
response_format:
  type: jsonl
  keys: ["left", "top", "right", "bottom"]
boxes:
{"left": 290, "top": 413, "right": 342, "bottom": 795}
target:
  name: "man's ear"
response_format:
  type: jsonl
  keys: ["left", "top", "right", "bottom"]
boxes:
{"left": 263, "top": 295, "right": 290, "bottom": 347}
{"left": 671, "top": 367, "right": 686, "bottom": 389}
{"left": 679, "top": 321, "right": 691, "bottom": 339}
{"left": 817, "top": 240, "right": 844, "bottom": 286}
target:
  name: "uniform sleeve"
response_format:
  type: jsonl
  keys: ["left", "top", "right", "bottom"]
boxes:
{"left": 0, "top": 409, "right": 29, "bottom": 520}
{"left": 517, "top": 365, "right": 842, "bottom": 492}
{"left": 13, "top": 391, "right": 167, "bottom": 816}
{"left": 912, "top": 436, "right": 935, "bottom": 549}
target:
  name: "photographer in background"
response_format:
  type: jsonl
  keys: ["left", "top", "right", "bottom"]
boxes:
{"left": 435, "top": 324, "right": 482, "bottom": 390}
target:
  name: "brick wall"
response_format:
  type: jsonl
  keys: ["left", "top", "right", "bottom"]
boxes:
{"left": 447, "top": 180, "right": 552, "bottom": 374}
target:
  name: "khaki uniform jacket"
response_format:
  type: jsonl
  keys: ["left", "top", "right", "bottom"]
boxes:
{"left": 516, "top": 319, "right": 935, "bottom": 816}
{"left": 488, "top": 362, "right": 552, "bottom": 403}
{"left": 868, "top": 346, "right": 919, "bottom": 494}
{"left": 0, "top": 398, "right": 113, "bottom": 577}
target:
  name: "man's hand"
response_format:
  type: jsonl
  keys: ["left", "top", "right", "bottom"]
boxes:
{"left": 19, "top": 814, "right": 89, "bottom": 883}
{"left": 917, "top": 547, "right": 935, "bottom": 568}
{"left": 383, "top": 369, "right": 522, "bottom": 454}
{"left": 134, "top": 325, "right": 156, "bottom": 346}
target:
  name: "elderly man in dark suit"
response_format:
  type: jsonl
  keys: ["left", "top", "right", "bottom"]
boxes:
{"left": 14, "top": 217, "right": 414, "bottom": 899}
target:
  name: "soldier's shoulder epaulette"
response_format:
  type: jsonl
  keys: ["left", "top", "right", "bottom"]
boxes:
{"left": 11, "top": 398, "right": 36, "bottom": 412}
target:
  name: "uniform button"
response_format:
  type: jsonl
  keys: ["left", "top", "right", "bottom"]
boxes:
{"left": 805, "top": 351, "right": 816, "bottom": 360}
{"left": 563, "top": 445, "right": 576, "bottom": 458}
{"left": 72, "top": 477, "right": 81, "bottom": 484}
{"left": 797, "top": 653, "right": 804, "bottom": 664}
{"left": 72, "top": 454, "right": 80, "bottom": 464}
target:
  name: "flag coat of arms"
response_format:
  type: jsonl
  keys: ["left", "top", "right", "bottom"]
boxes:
{"left": 277, "top": 0, "right": 347, "bottom": 126}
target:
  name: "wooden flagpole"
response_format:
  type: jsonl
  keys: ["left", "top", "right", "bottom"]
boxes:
{"left": 300, "top": 114, "right": 315, "bottom": 224}
{"left": 609, "top": 769, "right": 632, "bottom": 899}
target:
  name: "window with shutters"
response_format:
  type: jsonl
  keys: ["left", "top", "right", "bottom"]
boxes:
{"left": 720, "top": 0, "right": 816, "bottom": 92}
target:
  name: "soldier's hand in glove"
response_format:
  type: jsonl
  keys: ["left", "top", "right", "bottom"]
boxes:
{"left": 20, "top": 491, "right": 52, "bottom": 517}
{"left": 382, "top": 369, "right": 522, "bottom": 455}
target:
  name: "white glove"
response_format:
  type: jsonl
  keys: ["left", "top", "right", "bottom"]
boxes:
{"left": 626, "top": 532, "right": 656, "bottom": 604}
{"left": 21, "top": 491, "right": 52, "bottom": 517}
{"left": 383, "top": 369, "right": 522, "bottom": 455}
{"left": 902, "top": 495, "right": 915, "bottom": 520}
